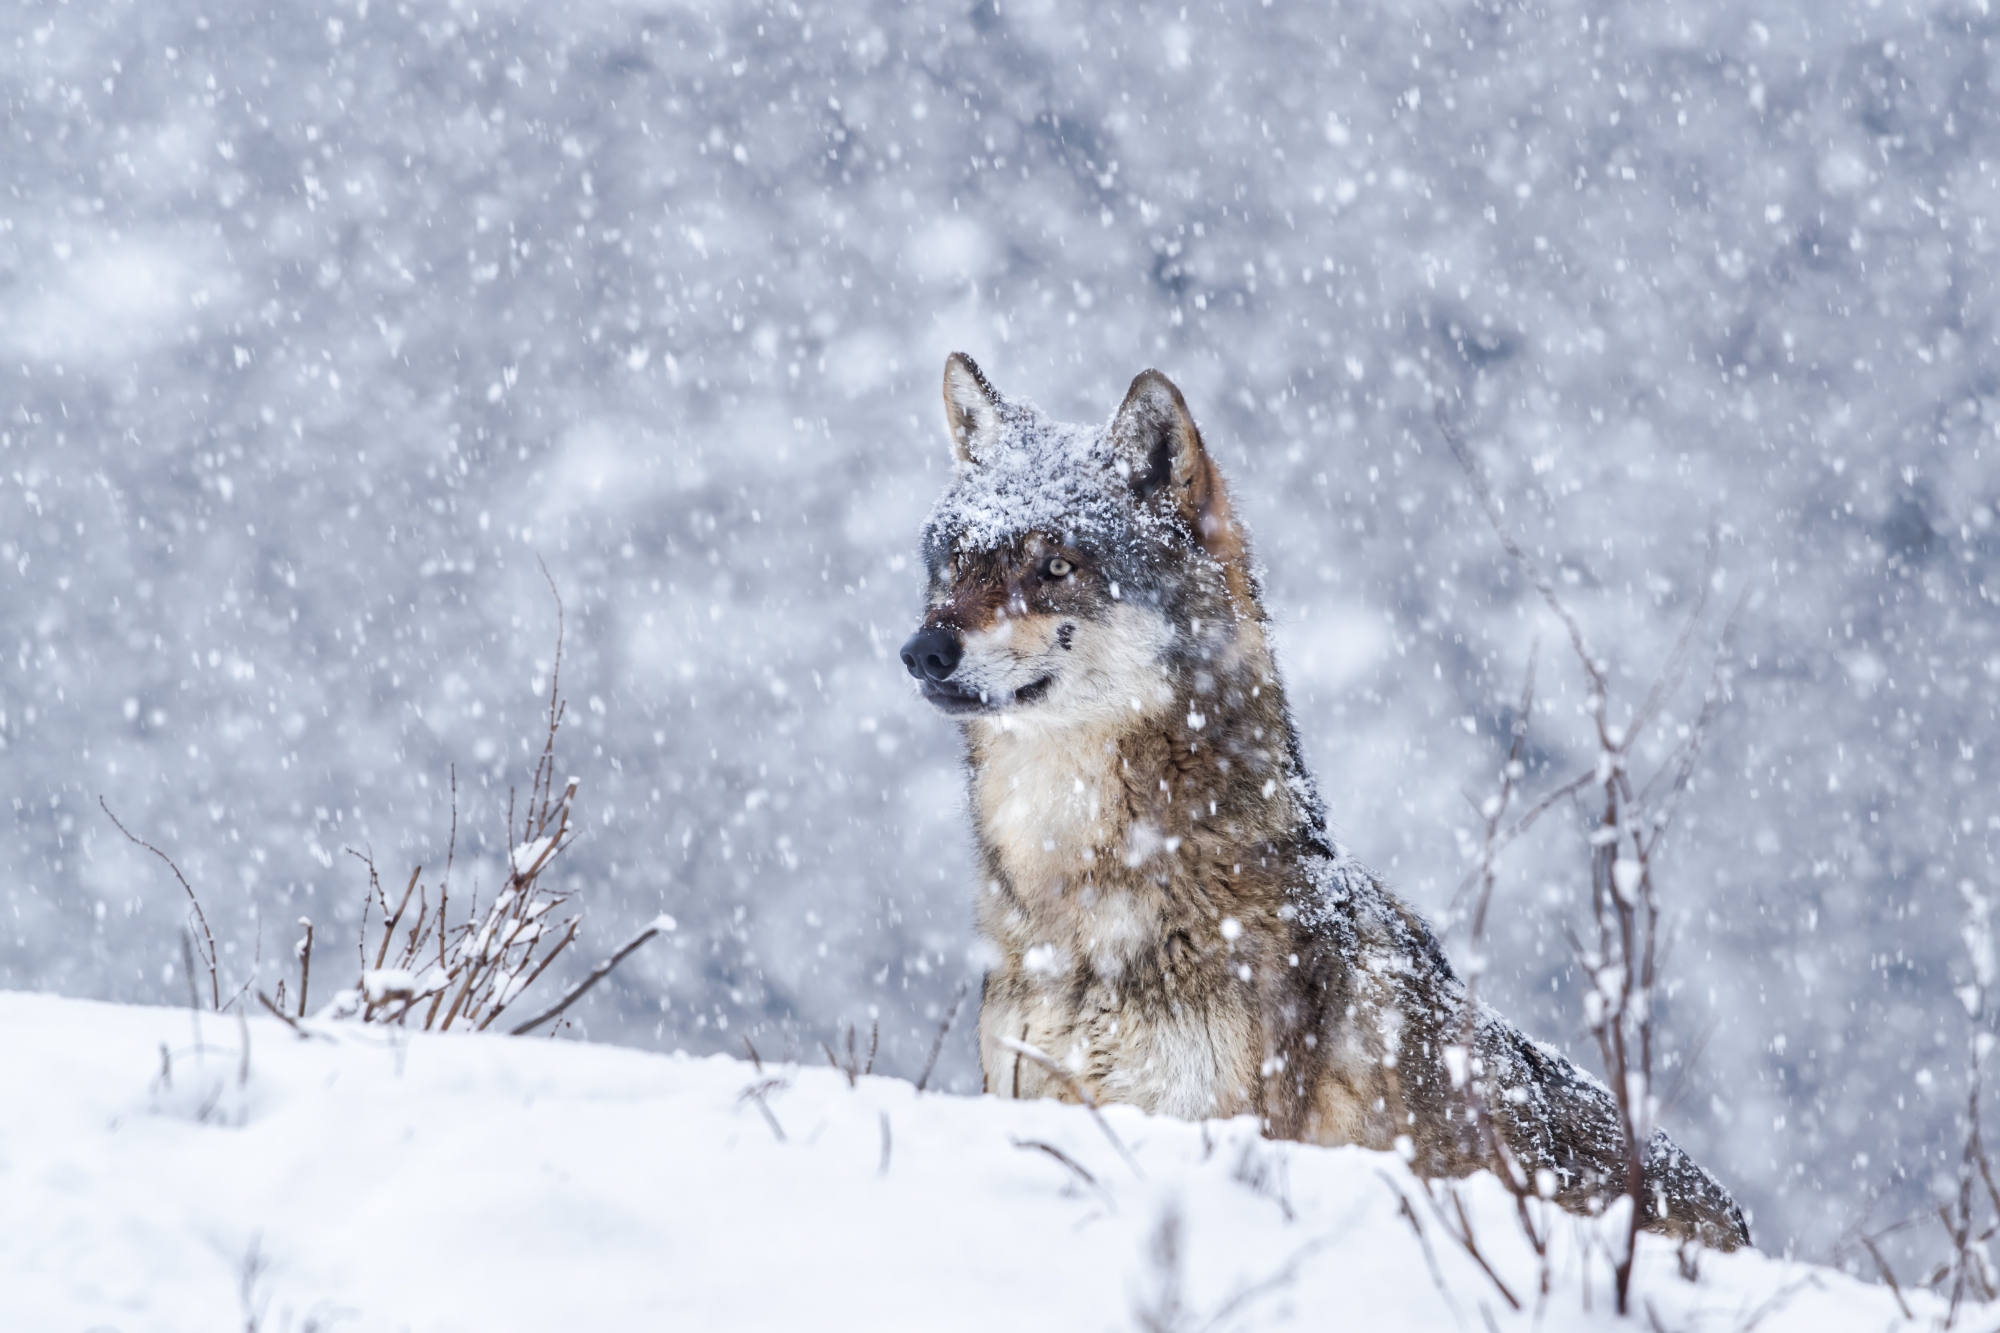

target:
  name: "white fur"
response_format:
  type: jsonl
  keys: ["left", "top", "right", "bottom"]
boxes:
{"left": 962, "top": 601, "right": 1259, "bottom": 1117}
{"left": 963, "top": 602, "right": 1176, "bottom": 904}
{"left": 957, "top": 602, "right": 1175, "bottom": 729}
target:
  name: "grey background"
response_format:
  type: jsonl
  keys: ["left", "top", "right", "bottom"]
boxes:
{"left": 5, "top": 0, "right": 1996, "bottom": 1265}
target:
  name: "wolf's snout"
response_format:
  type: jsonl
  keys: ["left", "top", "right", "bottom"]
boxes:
{"left": 900, "top": 626, "right": 963, "bottom": 682}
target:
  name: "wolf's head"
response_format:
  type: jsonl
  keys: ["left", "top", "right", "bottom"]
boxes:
{"left": 901, "top": 353, "right": 1263, "bottom": 731}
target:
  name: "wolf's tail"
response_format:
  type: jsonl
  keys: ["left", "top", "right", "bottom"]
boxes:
{"left": 1481, "top": 1019, "right": 1751, "bottom": 1251}
{"left": 1641, "top": 1128, "right": 1752, "bottom": 1250}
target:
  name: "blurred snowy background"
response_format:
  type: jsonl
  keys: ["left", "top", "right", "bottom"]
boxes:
{"left": 4, "top": 0, "right": 1995, "bottom": 1263}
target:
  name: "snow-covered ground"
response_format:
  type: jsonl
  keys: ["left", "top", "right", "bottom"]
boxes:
{"left": 3, "top": 990, "right": 1927, "bottom": 1332}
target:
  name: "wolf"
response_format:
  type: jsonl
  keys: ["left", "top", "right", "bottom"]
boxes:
{"left": 899, "top": 353, "right": 1749, "bottom": 1250}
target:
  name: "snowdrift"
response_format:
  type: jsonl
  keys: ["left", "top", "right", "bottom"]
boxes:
{"left": 0, "top": 991, "right": 1922, "bottom": 1331}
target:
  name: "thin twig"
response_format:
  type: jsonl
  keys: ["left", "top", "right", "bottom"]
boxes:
{"left": 1624, "top": 536, "right": 1720, "bottom": 752}
{"left": 1420, "top": 1180, "right": 1522, "bottom": 1311}
{"left": 180, "top": 930, "right": 204, "bottom": 1051}
{"left": 1195, "top": 1235, "right": 1335, "bottom": 1333}
{"left": 737, "top": 1077, "right": 787, "bottom": 1142}
{"left": 1388, "top": 1176, "right": 1467, "bottom": 1332}
{"left": 1000, "top": 1037, "right": 1145, "bottom": 1179}
{"left": 440, "top": 764, "right": 457, "bottom": 972}
{"left": 1012, "top": 1136, "right": 1117, "bottom": 1210}
{"left": 295, "top": 919, "right": 313, "bottom": 1019}
{"left": 1859, "top": 1235, "right": 1915, "bottom": 1322}
{"left": 915, "top": 980, "right": 969, "bottom": 1093}
{"left": 509, "top": 916, "right": 671, "bottom": 1036}
{"left": 220, "top": 907, "right": 263, "bottom": 1014}
{"left": 1659, "top": 1014, "right": 1719, "bottom": 1117}
{"left": 102, "top": 797, "right": 218, "bottom": 1009}
{"left": 255, "top": 989, "right": 329, "bottom": 1041}
{"left": 374, "top": 866, "right": 422, "bottom": 970}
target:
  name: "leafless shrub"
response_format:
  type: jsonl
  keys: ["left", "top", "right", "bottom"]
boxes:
{"left": 1443, "top": 402, "right": 1742, "bottom": 1316}
{"left": 110, "top": 573, "right": 666, "bottom": 1043}
{"left": 316, "top": 577, "right": 667, "bottom": 1034}
{"left": 322, "top": 687, "right": 581, "bottom": 1032}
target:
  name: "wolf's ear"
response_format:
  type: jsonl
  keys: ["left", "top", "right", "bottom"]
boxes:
{"left": 1110, "top": 369, "right": 1244, "bottom": 564}
{"left": 942, "top": 352, "right": 1003, "bottom": 465}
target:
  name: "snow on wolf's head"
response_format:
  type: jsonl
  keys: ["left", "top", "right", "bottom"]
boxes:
{"left": 901, "top": 353, "right": 1262, "bottom": 732}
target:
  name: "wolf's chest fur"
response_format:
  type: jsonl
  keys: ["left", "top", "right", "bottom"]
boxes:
{"left": 968, "top": 711, "right": 1274, "bottom": 1121}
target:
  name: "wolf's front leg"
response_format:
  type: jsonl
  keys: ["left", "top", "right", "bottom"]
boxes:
{"left": 976, "top": 966, "right": 1077, "bottom": 1101}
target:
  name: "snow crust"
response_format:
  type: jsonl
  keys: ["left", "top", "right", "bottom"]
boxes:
{"left": 0, "top": 991, "right": 1924, "bottom": 1332}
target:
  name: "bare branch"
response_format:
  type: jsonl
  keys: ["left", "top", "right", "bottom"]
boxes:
{"left": 1637, "top": 590, "right": 1748, "bottom": 833}
{"left": 255, "top": 990, "right": 330, "bottom": 1042}
{"left": 1011, "top": 1136, "right": 1116, "bottom": 1210}
{"left": 372, "top": 866, "right": 421, "bottom": 971}
{"left": 508, "top": 915, "right": 670, "bottom": 1036}
{"left": 1000, "top": 1037, "right": 1144, "bottom": 1179}
{"left": 1386, "top": 1176, "right": 1466, "bottom": 1331}
{"left": 295, "top": 919, "right": 314, "bottom": 1019}
{"left": 1859, "top": 1235, "right": 1915, "bottom": 1323}
{"left": 915, "top": 980, "right": 969, "bottom": 1093}
{"left": 736, "top": 1077, "right": 787, "bottom": 1142}
{"left": 1624, "top": 536, "right": 1720, "bottom": 753}
{"left": 102, "top": 797, "right": 219, "bottom": 1009}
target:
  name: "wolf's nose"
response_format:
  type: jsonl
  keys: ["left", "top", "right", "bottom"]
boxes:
{"left": 900, "top": 627, "right": 963, "bottom": 682}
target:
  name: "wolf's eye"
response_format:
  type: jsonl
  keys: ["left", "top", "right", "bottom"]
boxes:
{"left": 1044, "top": 557, "right": 1074, "bottom": 579}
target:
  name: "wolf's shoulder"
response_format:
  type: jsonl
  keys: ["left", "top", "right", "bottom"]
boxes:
{"left": 1289, "top": 841, "right": 1460, "bottom": 989}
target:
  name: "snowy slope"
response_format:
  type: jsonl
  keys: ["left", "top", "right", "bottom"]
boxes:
{"left": 1, "top": 992, "right": 1922, "bottom": 1332}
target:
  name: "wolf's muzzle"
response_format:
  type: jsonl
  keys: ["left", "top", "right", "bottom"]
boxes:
{"left": 899, "top": 626, "right": 963, "bottom": 683}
